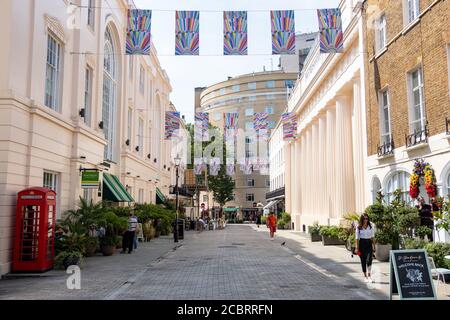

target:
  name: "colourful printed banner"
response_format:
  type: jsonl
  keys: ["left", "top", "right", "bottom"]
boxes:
{"left": 126, "top": 10, "right": 152, "bottom": 55}
{"left": 271, "top": 10, "right": 295, "bottom": 55}
{"left": 226, "top": 158, "right": 235, "bottom": 176}
{"left": 224, "top": 112, "right": 239, "bottom": 142}
{"left": 282, "top": 112, "right": 297, "bottom": 141}
{"left": 165, "top": 111, "right": 180, "bottom": 140}
{"left": 195, "top": 112, "right": 209, "bottom": 142}
{"left": 224, "top": 11, "right": 248, "bottom": 55}
{"left": 209, "top": 158, "right": 221, "bottom": 176}
{"left": 254, "top": 112, "right": 269, "bottom": 141}
{"left": 175, "top": 11, "right": 200, "bottom": 55}
{"left": 317, "top": 8, "right": 344, "bottom": 53}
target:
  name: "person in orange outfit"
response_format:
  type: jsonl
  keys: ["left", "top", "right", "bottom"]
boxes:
{"left": 266, "top": 212, "right": 277, "bottom": 240}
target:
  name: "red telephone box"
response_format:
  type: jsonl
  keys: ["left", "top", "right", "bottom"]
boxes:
{"left": 12, "top": 187, "right": 56, "bottom": 272}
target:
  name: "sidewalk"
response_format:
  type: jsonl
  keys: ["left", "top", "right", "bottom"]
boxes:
{"left": 250, "top": 224, "right": 450, "bottom": 300}
{"left": 0, "top": 234, "right": 183, "bottom": 300}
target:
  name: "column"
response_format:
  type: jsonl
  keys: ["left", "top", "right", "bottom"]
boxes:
{"left": 292, "top": 141, "right": 299, "bottom": 215}
{"left": 295, "top": 138, "right": 302, "bottom": 217}
{"left": 326, "top": 108, "right": 336, "bottom": 220}
{"left": 352, "top": 79, "right": 366, "bottom": 212}
{"left": 311, "top": 121, "right": 319, "bottom": 220}
{"left": 284, "top": 143, "right": 292, "bottom": 214}
{"left": 305, "top": 127, "right": 313, "bottom": 216}
{"left": 335, "top": 95, "right": 356, "bottom": 220}
{"left": 318, "top": 114, "right": 328, "bottom": 221}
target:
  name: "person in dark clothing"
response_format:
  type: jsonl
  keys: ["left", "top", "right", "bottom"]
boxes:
{"left": 256, "top": 212, "right": 262, "bottom": 228}
{"left": 355, "top": 213, "right": 376, "bottom": 283}
{"left": 417, "top": 197, "right": 434, "bottom": 241}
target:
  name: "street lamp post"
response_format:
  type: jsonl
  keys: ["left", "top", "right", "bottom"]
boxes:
{"left": 174, "top": 154, "right": 181, "bottom": 243}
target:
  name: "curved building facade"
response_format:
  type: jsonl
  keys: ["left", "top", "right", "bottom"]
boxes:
{"left": 198, "top": 71, "right": 297, "bottom": 220}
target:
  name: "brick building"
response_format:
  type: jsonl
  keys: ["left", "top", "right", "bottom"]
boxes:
{"left": 364, "top": 0, "right": 450, "bottom": 241}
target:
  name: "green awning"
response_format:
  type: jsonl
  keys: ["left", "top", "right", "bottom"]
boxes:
{"left": 156, "top": 187, "right": 166, "bottom": 204}
{"left": 223, "top": 207, "right": 238, "bottom": 212}
{"left": 103, "top": 173, "right": 134, "bottom": 202}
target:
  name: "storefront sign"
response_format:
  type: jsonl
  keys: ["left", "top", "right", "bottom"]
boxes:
{"left": 81, "top": 170, "right": 99, "bottom": 189}
{"left": 389, "top": 249, "right": 436, "bottom": 300}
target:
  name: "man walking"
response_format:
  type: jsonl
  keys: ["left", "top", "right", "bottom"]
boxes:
{"left": 267, "top": 212, "right": 277, "bottom": 240}
{"left": 122, "top": 212, "right": 138, "bottom": 254}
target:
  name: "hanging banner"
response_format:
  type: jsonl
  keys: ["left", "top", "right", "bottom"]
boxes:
{"left": 195, "top": 112, "right": 209, "bottom": 142}
{"left": 175, "top": 11, "right": 200, "bottom": 55}
{"left": 226, "top": 158, "right": 235, "bottom": 176}
{"left": 224, "top": 112, "right": 239, "bottom": 142}
{"left": 126, "top": 10, "right": 152, "bottom": 55}
{"left": 209, "top": 158, "right": 221, "bottom": 176}
{"left": 224, "top": 11, "right": 248, "bottom": 55}
{"left": 81, "top": 170, "right": 99, "bottom": 189}
{"left": 165, "top": 111, "right": 180, "bottom": 140}
{"left": 254, "top": 112, "right": 269, "bottom": 141}
{"left": 271, "top": 10, "right": 295, "bottom": 55}
{"left": 282, "top": 112, "right": 297, "bottom": 141}
{"left": 317, "top": 8, "right": 344, "bottom": 53}
{"left": 194, "top": 158, "right": 206, "bottom": 175}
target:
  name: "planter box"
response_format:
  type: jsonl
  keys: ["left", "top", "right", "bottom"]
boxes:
{"left": 310, "top": 234, "right": 322, "bottom": 242}
{"left": 101, "top": 245, "right": 116, "bottom": 256}
{"left": 322, "top": 235, "right": 346, "bottom": 246}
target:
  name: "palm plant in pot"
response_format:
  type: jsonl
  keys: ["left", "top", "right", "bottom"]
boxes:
{"left": 84, "top": 236, "right": 99, "bottom": 257}
{"left": 100, "top": 227, "right": 118, "bottom": 256}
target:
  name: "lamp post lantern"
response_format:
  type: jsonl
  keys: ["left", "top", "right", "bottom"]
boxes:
{"left": 174, "top": 154, "right": 181, "bottom": 243}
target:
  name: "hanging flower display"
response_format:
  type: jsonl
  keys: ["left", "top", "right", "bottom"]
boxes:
{"left": 409, "top": 159, "right": 437, "bottom": 199}
{"left": 423, "top": 164, "right": 437, "bottom": 198}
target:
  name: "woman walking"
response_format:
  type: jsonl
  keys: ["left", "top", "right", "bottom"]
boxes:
{"left": 355, "top": 213, "right": 376, "bottom": 283}
{"left": 267, "top": 212, "right": 277, "bottom": 240}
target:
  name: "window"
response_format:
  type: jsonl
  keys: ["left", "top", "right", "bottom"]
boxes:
{"left": 249, "top": 96, "right": 256, "bottom": 102}
{"left": 137, "top": 118, "right": 144, "bottom": 156}
{"left": 266, "top": 80, "right": 275, "bottom": 88}
{"left": 129, "top": 56, "right": 133, "bottom": 80}
{"left": 87, "top": 0, "right": 95, "bottom": 29}
{"left": 232, "top": 85, "right": 240, "bottom": 92}
{"left": 83, "top": 189, "right": 93, "bottom": 203}
{"left": 148, "top": 126, "right": 152, "bottom": 157}
{"left": 220, "top": 88, "right": 226, "bottom": 95}
{"left": 371, "top": 177, "right": 382, "bottom": 204}
{"left": 138, "top": 189, "right": 144, "bottom": 204}
{"left": 245, "top": 121, "right": 253, "bottom": 130}
{"left": 266, "top": 94, "right": 275, "bottom": 100}
{"left": 285, "top": 80, "right": 295, "bottom": 88}
{"left": 447, "top": 171, "right": 450, "bottom": 196}
{"left": 127, "top": 108, "right": 132, "bottom": 148}
{"left": 248, "top": 82, "right": 256, "bottom": 90}
{"left": 245, "top": 150, "right": 254, "bottom": 158}
{"left": 408, "top": 68, "right": 426, "bottom": 132}
{"left": 379, "top": 89, "right": 392, "bottom": 144}
{"left": 385, "top": 171, "right": 411, "bottom": 205}
{"left": 139, "top": 66, "right": 145, "bottom": 94}
{"left": 203, "top": 195, "right": 208, "bottom": 202}
{"left": 245, "top": 108, "right": 254, "bottom": 117}
{"left": 84, "top": 67, "right": 93, "bottom": 126}
{"left": 102, "top": 28, "right": 118, "bottom": 161}
{"left": 265, "top": 106, "right": 274, "bottom": 114}
{"left": 376, "top": 14, "right": 387, "bottom": 52}
{"left": 246, "top": 194, "right": 254, "bottom": 202}
{"left": 265, "top": 179, "right": 270, "bottom": 187}
{"left": 45, "top": 33, "right": 63, "bottom": 111}
{"left": 245, "top": 136, "right": 252, "bottom": 144}
{"left": 43, "top": 171, "right": 58, "bottom": 191}
{"left": 213, "top": 112, "right": 221, "bottom": 121}
{"left": 247, "top": 179, "right": 255, "bottom": 187}
{"left": 405, "top": 0, "right": 420, "bottom": 24}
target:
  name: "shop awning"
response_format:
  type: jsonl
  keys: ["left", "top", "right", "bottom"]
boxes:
{"left": 156, "top": 187, "right": 166, "bottom": 204}
{"left": 263, "top": 200, "right": 280, "bottom": 210}
{"left": 103, "top": 173, "right": 134, "bottom": 202}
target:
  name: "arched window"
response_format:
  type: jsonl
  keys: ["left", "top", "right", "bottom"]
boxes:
{"left": 385, "top": 171, "right": 411, "bottom": 205}
{"left": 446, "top": 171, "right": 450, "bottom": 196}
{"left": 371, "top": 177, "right": 381, "bottom": 204}
{"left": 102, "top": 28, "right": 117, "bottom": 161}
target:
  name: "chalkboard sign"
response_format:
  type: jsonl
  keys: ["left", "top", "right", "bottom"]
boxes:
{"left": 389, "top": 249, "right": 436, "bottom": 300}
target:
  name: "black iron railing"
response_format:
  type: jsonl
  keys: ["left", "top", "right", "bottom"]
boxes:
{"left": 266, "top": 187, "right": 285, "bottom": 200}
{"left": 446, "top": 117, "right": 450, "bottom": 135}
{"left": 405, "top": 124, "right": 429, "bottom": 148}
{"left": 377, "top": 139, "right": 394, "bottom": 157}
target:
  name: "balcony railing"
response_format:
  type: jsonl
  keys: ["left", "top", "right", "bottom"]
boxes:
{"left": 446, "top": 117, "right": 450, "bottom": 135}
{"left": 266, "top": 187, "right": 285, "bottom": 200}
{"left": 377, "top": 139, "right": 394, "bottom": 157}
{"left": 405, "top": 124, "right": 429, "bottom": 148}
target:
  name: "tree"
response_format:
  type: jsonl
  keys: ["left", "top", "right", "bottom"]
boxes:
{"left": 208, "top": 165, "right": 235, "bottom": 217}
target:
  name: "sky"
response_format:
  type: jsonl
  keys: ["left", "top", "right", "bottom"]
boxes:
{"left": 133, "top": 0, "right": 340, "bottom": 123}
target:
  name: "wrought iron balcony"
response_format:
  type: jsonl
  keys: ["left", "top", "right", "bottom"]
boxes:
{"left": 266, "top": 187, "right": 285, "bottom": 200}
{"left": 377, "top": 139, "right": 394, "bottom": 157}
{"left": 446, "top": 117, "right": 450, "bottom": 135}
{"left": 405, "top": 124, "right": 429, "bottom": 148}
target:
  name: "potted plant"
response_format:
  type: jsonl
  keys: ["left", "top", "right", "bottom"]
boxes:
{"left": 319, "top": 226, "right": 347, "bottom": 246}
{"left": 374, "top": 229, "right": 392, "bottom": 262}
{"left": 308, "top": 223, "right": 322, "bottom": 242}
{"left": 116, "top": 235, "right": 123, "bottom": 249}
{"left": 100, "top": 235, "right": 117, "bottom": 256}
{"left": 55, "top": 251, "right": 83, "bottom": 270}
{"left": 84, "top": 236, "right": 99, "bottom": 257}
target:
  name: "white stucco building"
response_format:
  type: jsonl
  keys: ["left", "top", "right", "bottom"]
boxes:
{"left": 283, "top": 0, "right": 369, "bottom": 231}
{"left": 0, "top": 0, "right": 181, "bottom": 275}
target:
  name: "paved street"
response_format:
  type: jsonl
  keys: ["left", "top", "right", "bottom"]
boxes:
{"left": 0, "top": 225, "right": 393, "bottom": 300}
